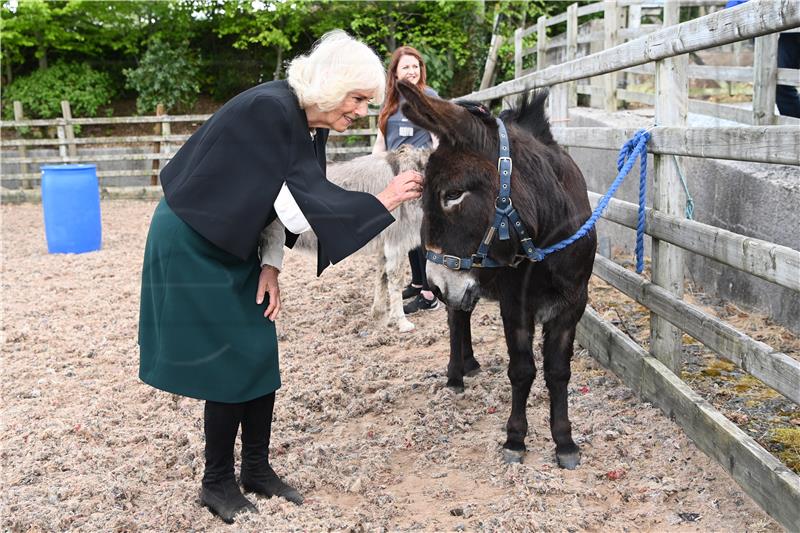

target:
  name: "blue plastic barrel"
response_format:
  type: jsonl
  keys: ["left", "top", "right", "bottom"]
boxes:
{"left": 41, "top": 164, "right": 102, "bottom": 254}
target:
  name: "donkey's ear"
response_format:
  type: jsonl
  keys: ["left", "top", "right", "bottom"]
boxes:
{"left": 397, "top": 80, "right": 489, "bottom": 149}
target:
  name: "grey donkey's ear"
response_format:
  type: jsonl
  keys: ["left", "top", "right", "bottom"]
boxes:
{"left": 397, "top": 80, "right": 493, "bottom": 150}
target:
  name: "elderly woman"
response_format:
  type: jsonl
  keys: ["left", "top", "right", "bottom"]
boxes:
{"left": 138, "top": 30, "right": 423, "bottom": 524}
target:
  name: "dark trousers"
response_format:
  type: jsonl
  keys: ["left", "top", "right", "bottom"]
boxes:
{"left": 777, "top": 33, "right": 800, "bottom": 119}
{"left": 203, "top": 392, "right": 275, "bottom": 485}
{"left": 408, "top": 246, "right": 430, "bottom": 291}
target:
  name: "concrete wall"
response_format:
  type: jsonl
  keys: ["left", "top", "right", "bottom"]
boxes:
{"left": 565, "top": 108, "right": 800, "bottom": 333}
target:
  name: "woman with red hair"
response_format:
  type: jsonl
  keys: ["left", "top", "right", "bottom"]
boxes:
{"left": 373, "top": 46, "right": 441, "bottom": 314}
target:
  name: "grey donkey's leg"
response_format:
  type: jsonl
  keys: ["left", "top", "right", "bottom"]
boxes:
{"left": 371, "top": 252, "right": 389, "bottom": 322}
{"left": 386, "top": 244, "right": 415, "bottom": 333}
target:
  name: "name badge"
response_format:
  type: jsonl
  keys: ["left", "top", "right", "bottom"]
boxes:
{"left": 399, "top": 126, "right": 414, "bottom": 137}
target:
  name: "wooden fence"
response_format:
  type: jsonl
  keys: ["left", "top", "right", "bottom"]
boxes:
{"left": 513, "top": 0, "right": 800, "bottom": 127}
{"left": 0, "top": 107, "right": 377, "bottom": 188}
{"left": 468, "top": 0, "right": 800, "bottom": 529}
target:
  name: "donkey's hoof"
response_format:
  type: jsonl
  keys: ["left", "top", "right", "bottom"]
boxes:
{"left": 464, "top": 360, "right": 481, "bottom": 377}
{"left": 502, "top": 448, "right": 525, "bottom": 464}
{"left": 398, "top": 320, "right": 415, "bottom": 333}
{"left": 556, "top": 449, "right": 581, "bottom": 470}
{"left": 446, "top": 379, "right": 465, "bottom": 394}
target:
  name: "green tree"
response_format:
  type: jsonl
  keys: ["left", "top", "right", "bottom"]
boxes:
{"left": 124, "top": 38, "right": 201, "bottom": 114}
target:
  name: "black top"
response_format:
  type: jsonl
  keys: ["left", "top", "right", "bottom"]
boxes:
{"left": 160, "top": 80, "right": 395, "bottom": 275}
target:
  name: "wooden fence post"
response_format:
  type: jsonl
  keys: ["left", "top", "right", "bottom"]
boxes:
{"left": 566, "top": 3, "right": 579, "bottom": 108}
{"left": 651, "top": 0, "right": 687, "bottom": 375}
{"left": 12, "top": 101, "right": 31, "bottom": 189}
{"left": 514, "top": 27, "right": 523, "bottom": 79}
{"left": 753, "top": 33, "right": 779, "bottom": 125}
{"left": 537, "top": 16, "right": 547, "bottom": 71}
{"left": 60, "top": 100, "right": 77, "bottom": 158}
{"left": 626, "top": 2, "right": 642, "bottom": 92}
{"left": 151, "top": 104, "right": 165, "bottom": 186}
{"left": 603, "top": 0, "right": 620, "bottom": 112}
{"left": 480, "top": 7, "right": 505, "bottom": 91}
{"left": 588, "top": 19, "right": 604, "bottom": 108}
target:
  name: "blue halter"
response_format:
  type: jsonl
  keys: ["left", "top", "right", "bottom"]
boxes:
{"left": 426, "top": 118, "right": 542, "bottom": 271}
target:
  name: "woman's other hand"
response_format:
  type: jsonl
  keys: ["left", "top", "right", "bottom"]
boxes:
{"left": 377, "top": 170, "right": 423, "bottom": 212}
{"left": 256, "top": 265, "right": 281, "bottom": 321}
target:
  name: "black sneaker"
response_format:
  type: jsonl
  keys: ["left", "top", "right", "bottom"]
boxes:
{"left": 402, "top": 284, "right": 423, "bottom": 300}
{"left": 404, "top": 294, "right": 440, "bottom": 315}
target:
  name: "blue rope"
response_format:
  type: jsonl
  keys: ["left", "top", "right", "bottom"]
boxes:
{"left": 533, "top": 129, "right": 651, "bottom": 273}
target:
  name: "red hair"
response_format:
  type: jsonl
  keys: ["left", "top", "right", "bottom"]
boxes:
{"left": 378, "top": 46, "right": 428, "bottom": 136}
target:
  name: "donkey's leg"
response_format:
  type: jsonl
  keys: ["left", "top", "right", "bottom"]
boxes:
{"left": 499, "top": 305, "right": 535, "bottom": 464}
{"left": 386, "top": 245, "right": 415, "bottom": 333}
{"left": 370, "top": 253, "right": 389, "bottom": 322}
{"left": 446, "top": 307, "right": 473, "bottom": 392}
{"left": 542, "top": 313, "right": 581, "bottom": 469}
{"left": 462, "top": 313, "right": 481, "bottom": 377}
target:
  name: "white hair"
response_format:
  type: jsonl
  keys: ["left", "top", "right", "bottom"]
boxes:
{"left": 287, "top": 30, "right": 386, "bottom": 112}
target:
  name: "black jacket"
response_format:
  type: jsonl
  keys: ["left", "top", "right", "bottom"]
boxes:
{"left": 160, "top": 80, "right": 394, "bottom": 275}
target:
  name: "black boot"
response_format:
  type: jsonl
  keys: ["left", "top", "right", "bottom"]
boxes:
{"left": 202, "top": 400, "right": 257, "bottom": 523}
{"left": 240, "top": 393, "right": 304, "bottom": 505}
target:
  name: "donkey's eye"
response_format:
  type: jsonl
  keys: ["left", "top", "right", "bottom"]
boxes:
{"left": 441, "top": 189, "right": 468, "bottom": 211}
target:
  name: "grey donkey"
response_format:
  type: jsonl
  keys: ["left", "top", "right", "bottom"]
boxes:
{"left": 294, "top": 145, "right": 430, "bottom": 332}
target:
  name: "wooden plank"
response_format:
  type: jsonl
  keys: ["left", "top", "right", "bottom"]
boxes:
{"left": 589, "top": 19, "right": 606, "bottom": 108}
{"left": 1, "top": 134, "right": 193, "bottom": 147}
{"left": 12, "top": 101, "right": 31, "bottom": 189}
{"left": 624, "top": 64, "right": 799, "bottom": 84}
{"left": 577, "top": 307, "right": 800, "bottom": 533}
{"left": 552, "top": 126, "right": 800, "bottom": 165}
{"left": 753, "top": 33, "right": 779, "bottom": 125}
{"left": 578, "top": 2, "right": 607, "bottom": 17}
{"left": 514, "top": 28, "right": 523, "bottom": 79}
{"left": 651, "top": 0, "right": 687, "bottom": 374}
{"left": 151, "top": 104, "right": 164, "bottom": 186}
{"left": 567, "top": 3, "right": 579, "bottom": 108}
{"left": 461, "top": 0, "right": 800, "bottom": 101}
{"left": 56, "top": 123, "right": 67, "bottom": 161}
{"left": 480, "top": 32, "right": 504, "bottom": 90}
{"left": 585, "top": 192, "right": 800, "bottom": 292}
{"left": 593, "top": 255, "right": 800, "bottom": 403}
{"left": 549, "top": 84, "right": 570, "bottom": 128}
{"left": 603, "top": 0, "right": 620, "bottom": 112}
{"left": 537, "top": 17, "right": 547, "bottom": 71}
{"left": 60, "top": 101, "right": 77, "bottom": 158}
{"left": 619, "top": 25, "right": 661, "bottom": 40}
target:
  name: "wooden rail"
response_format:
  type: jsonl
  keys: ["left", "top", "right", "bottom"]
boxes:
{"left": 0, "top": 109, "right": 378, "bottom": 184}
{"left": 576, "top": 307, "right": 800, "bottom": 531}
{"left": 501, "top": 0, "right": 800, "bottom": 127}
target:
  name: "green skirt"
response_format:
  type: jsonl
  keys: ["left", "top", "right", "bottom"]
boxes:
{"left": 138, "top": 198, "right": 280, "bottom": 403}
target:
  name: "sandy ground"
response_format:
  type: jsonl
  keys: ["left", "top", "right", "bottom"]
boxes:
{"left": 1, "top": 199, "right": 784, "bottom": 532}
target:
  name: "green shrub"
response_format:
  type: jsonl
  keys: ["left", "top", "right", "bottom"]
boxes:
{"left": 124, "top": 38, "right": 200, "bottom": 114}
{"left": 2, "top": 62, "right": 115, "bottom": 120}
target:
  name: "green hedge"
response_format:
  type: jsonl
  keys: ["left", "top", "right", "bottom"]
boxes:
{"left": 3, "top": 62, "right": 115, "bottom": 120}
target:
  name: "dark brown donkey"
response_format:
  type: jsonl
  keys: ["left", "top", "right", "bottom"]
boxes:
{"left": 397, "top": 80, "right": 596, "bottom": 468}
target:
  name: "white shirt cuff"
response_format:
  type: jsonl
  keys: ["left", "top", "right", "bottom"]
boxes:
{"left": 275, "top": 182, "right": 311, "bottom": 234}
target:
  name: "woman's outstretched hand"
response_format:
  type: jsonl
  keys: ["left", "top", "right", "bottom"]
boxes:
{"left": 377, "top": 169, "right": 424, "bottom": 212}
{"left": 256, "top": 265, "right": 281, "bottom": 321}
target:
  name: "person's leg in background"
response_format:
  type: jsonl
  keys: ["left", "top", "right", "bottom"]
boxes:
{"left": 201, "top": 400, "right": 256, "bottom": 523}
{"left": 776, "top": 33, "right": 800, "bottom": 118}
{"left": 404, "top": 246, "right": 440, "bottom": 315}
{"left": 402, "top": 248, "right": 424, "bottom": 299}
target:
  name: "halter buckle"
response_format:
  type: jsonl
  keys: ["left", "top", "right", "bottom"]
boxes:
{"left": 442, "top": 255, "right": 462, "bottom": 270}
{"left": 497, "top": 156, "right": 513, "bottom": 174}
